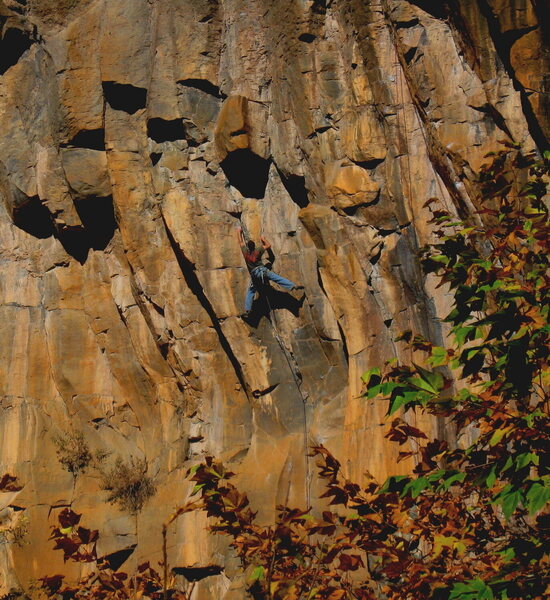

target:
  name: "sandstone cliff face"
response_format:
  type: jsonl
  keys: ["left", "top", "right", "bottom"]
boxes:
{"left": 0, "top": 0, "right": 547, "bottom": 597}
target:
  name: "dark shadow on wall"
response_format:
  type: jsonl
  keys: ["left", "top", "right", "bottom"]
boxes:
{"left": 244, "top": 282, "right": 305, "bottom": 328}
{"left": 406, "top": 0, "right": 447, "bottom": 19}
{"left": 172, "top": 565, "right": 224, "bottom": 582}
{"left": 102, "top": 82, "right": 147, "bottom": 114}
{"left": 220, "top": 149, "right": 271, "bottom": 199}
{"left": 147, "top": 118, "right": 186, "bottom": 142}
{"left": 276, "top": 168, "right": 310, "bottom": 208}
{"left": 74, "top": 196, "right": 117, "bottom": 251}
{"left": 162, "top": 214, "right": 251, "bottom": 398}
{"left": 12, "top": 194, "right": 117, "bottom": 264}
{"left": 102, "top": 545, "right": 136, "bottom": 571}
{"left": 12, "top": 196, "right": 55, "bottom": 238}
{"left": 178, "top": 78, "right": 226, "bottom": 99}
{"left": 0, "top": 26, "right": 34, "bottom": 74}
{"left": 58, "top": 196, "right": 117, "bottom": 264}
{"left": 476, "top": 0, "right": 549, "bottom": 151}
{"left": 66, "top": 128, "right": 106, "bottom": 151}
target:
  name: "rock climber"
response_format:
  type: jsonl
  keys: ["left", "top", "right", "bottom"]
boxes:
{"left": 237, "top": 227, "right": 303, "bottom": 316}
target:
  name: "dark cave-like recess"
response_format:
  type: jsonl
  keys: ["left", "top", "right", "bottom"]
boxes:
{"left": 102, "top": 82, "right": 147, "bottom": 114}
{"left": 0, "top": 26, "right": 34, "bottom": 75}
{"left": 66, "top": 129, "right": 106, "bottom": 151}
{"left": 147, "top": 118, "right": 186, "bottom": 143}
{"left": 220, "top": 149, "right": 271, "bottom": 199}
{"left": 12, "top": 196, "right": 55, "bottom": 239}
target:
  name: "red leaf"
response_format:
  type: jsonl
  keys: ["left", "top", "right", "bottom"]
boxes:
{"left": 58, "top": 508, "right": 82, "bottom": 528}
{"left": 77, "top": 526, "right": 99, "bottom": 545}
{"left": 0, "top": 474, "right": 22, "bottom": 492}
{"left": 338, "top": 553, "right": 364, "bottom": 571}
{"left": 39, "top": 574, "right": 64, "bottom": 593}
{"left": 54, "top": 537, "right": 80, "bottom": 560}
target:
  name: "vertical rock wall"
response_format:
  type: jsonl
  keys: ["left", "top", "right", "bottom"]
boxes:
{"left": 0, "top": 0, "right": 547, "bottom": 597}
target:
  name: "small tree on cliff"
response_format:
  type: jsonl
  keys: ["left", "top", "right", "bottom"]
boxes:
{"left": 181, "top": 145, "right": 549, "bottom": 600}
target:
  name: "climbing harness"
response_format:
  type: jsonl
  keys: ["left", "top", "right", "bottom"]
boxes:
{"left": 250, "top": 264, "right": 268, "bottom": 284}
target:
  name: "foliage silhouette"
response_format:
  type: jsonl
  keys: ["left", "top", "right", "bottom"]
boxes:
{"left": 38, "top": 508, "right": 195, "bottom": 600}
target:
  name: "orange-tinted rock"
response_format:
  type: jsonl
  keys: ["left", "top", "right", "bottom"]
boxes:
{"left": 214, "top": 95, "right": 250, "bottom": 157}
{"left": 326, "top": 163, "right": 381, "bottom": 210}
{"left": 0, "top": 1, "right": 547, "bottom": 598}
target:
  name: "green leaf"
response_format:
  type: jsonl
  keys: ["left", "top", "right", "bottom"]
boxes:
{"left": 367, "top": 380, "right": 402, "bottom": 400}
{"left": 401, "top": 476, "right": 429, "bottom": 498}
{"left": 366, "top": 383, "right": 381, "bottom": 399}
{"left": 492, "top": 485, "right": 523, "bottom": 519}
{"left": 413, "top": 363, "right": 444, "bottom": 393}
{"left": 526, "top": 481, "right": 550, "bottom": 515}
{"left": 453, "top": 325, "right": 476, "bottom": 347}
{"left": 449, "top": 579, "right": 494, "bottom": 600}
{"left": 361, "top": 367, "right": 381, "bottom": 386}
{"left": 250, "top": 566, "right": 265, "bottom": 581}
{"left": 428, "top": 346, "right": 448, "bottom": 366}
{"left": 501, "top": 456, "right": 513, "bottom": 473}
{"left": 497, "top": 547, "right": 515, "bottom": 563}
{"left": 408, "top": 377, "right": 436, "bottom": 394}
{"left": 515, "top": 452, "right": 539, "bottom": 470}
{"left": 188, "top": 464, "right": 200, "bottom": 475}
{"left": 439, "top": 471, "right": 466, "bottom": 492}
{"left": 378, "top": 475, "right": 408, "bottom": 495}
{"left": 488, "top": 428, "right": 508, "bottom": 447}
{"left": 191, "top": 483, "right": 205, "bottom": 495}
{"left": 524, "top": 409, "right": 544, "bottom": 428}
{"left": 485, "top": 465, "right": 497, "bottom": 488}
{"left": 387, "top": 390, "right": 418, "bottom": 415}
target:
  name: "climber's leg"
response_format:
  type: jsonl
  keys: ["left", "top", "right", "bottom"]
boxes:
{"left": 244, "top": 279, "right": 257, "bottom": 313}
{"left": 264, "top": 269, "right": 299, "bottom": 291}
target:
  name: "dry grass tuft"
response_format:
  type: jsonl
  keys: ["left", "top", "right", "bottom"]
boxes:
{"left": 52, "top": 430, "right": 92, "bottom": 475}
{"left": 100, "top": 456, "right": 156, "bottom": 514}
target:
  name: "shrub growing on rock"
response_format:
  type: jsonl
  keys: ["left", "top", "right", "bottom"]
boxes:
{"left": 52, "top": 430, "right": 92, "bottom": 475}
{"left": 100, "top": 456, "right": 156, "bottom": 513}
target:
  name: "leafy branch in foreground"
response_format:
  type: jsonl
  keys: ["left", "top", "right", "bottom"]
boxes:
{"left": 182, "top": 147, "right": 549, "bottom": 600}
{"left": 37, "top": 507, "right": 194, "bottom": 600}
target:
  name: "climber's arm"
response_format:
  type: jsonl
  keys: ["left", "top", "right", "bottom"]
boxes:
{"left": 260, "top": 236, "right": 271, "bottom": 250}
{"left": 237, "top": 227, "right": 246, "bottom": 250}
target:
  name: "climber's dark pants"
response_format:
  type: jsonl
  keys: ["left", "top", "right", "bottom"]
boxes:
{"left": 245, "top": 266, "right": 296, "bottom": 312}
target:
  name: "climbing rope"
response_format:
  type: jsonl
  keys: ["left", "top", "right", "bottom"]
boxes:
{"left": 240, "top": 224, "right": 311, "bottom": 509}
{"left": 263, "top": 289, "right": 311, "bottom": 510}
{"left": 395, "top": 44, "right": 415, "bottom": 217}
{"left": 382, "top": 0, "right": 457, "bottom": 207}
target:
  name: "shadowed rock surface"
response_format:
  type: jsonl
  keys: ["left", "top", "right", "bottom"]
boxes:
{"left": 0, "top": 0, "right": 547, "bottom": 597}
